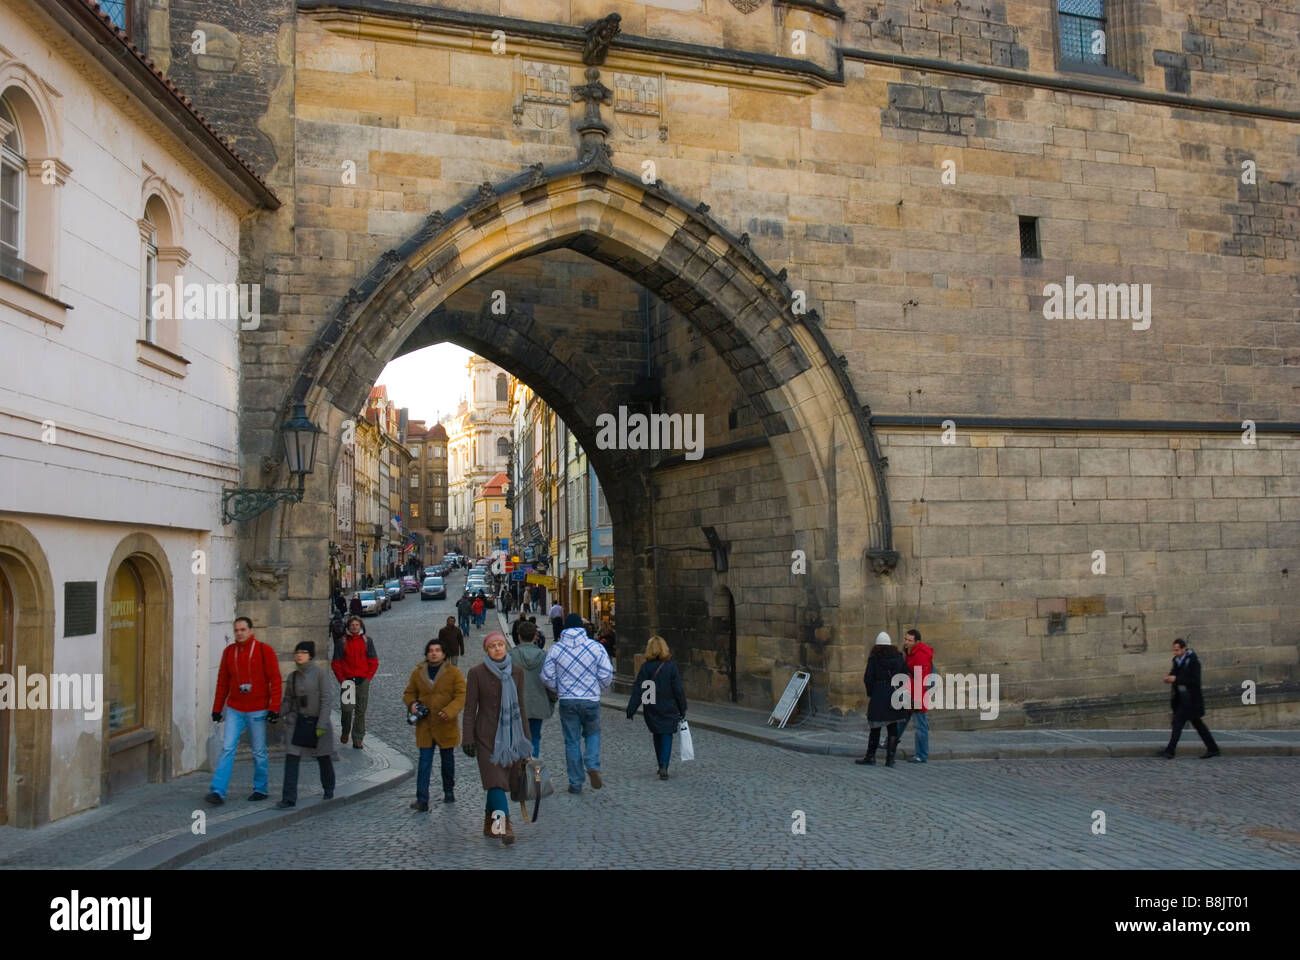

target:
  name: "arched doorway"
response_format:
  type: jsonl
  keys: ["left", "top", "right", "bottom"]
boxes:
{"left": 1, "top": 566, "right": 12, "bottom": 825}
{"left": 238, "top": 159, "right": 898, "bottom": 714}
{"left": 0, "top": 520, "right": 54, "bottom": 827}
{"left": 102, "top": 535, "right": 173, "bottom": 796}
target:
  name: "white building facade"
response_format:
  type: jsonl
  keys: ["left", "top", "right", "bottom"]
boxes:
{"left": 446, "top": 355, "right": 513, "bottom": 555}
{"left": 0, "top": 0, "right": 275, "bottom": 826}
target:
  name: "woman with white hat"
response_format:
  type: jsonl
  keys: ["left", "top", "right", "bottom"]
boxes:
{"left": 855, "top": 632, "right": 908, "bottom": 767}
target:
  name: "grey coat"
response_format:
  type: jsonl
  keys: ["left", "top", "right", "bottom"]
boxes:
{"left": 512, "top": 642, "right": 554, "bottom": 720}
{"left": 282, "top": 663, "right": 338, "bottom": 759}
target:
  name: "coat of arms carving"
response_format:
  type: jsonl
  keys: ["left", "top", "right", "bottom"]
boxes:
{"left": 729, "top": 0, "right": 765, "bottom": 12}
{"left": 512, "top": 57, "right": 570, "bottom": 130}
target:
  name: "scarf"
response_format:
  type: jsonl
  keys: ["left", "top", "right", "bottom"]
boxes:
{"left": 427, "top": 662, "right": 441, "bottom": 684}
{"left": 484, "top": 653, "right": 531, "bottom": 767}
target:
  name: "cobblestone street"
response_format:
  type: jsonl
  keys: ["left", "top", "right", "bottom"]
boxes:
{"left": 180, "top": 571, "right": 1300, "bottom": 870}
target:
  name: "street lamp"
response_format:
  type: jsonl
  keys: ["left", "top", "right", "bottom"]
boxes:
{"left": 221, "top": 403, "right": 322, "bottom": 524}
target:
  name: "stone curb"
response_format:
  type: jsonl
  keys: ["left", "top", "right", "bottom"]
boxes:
{"left": 597, "top": 697, "right": 1300, "bottom": 761}
{"left": 109, "top": 735, "right": 413, "bottom": 870}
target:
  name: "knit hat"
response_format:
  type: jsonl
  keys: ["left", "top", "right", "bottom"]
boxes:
{"left": 295, "top": 640, "right": 316, "bottom": 657}
{"left": 874, "top": 631, "right": 892, "bottom": 646}
{"left": 564, "top": 613, "right": 584, "bottom": 629}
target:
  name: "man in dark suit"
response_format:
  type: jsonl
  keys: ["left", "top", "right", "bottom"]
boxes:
{"left": 1157, "top": 638, "right": 1220, "bottom": 759}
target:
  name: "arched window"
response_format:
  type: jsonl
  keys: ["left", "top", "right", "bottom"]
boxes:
{"left": 0, "top": 96, "right": 26, "bottom": 275}
{"left": 108, "top": 560, "right": 145, "bottom": 735}
{"left": 139, "top": 190, "right": 186, "bottom": 356}
{"left": 496, "top": 436, "right": 509, "bottom": 459}
{"left": 496, "top": 373, "right": 507, "bottom": 402}
{"left": 0, "top": 79, "right": 65, "bottom": 299}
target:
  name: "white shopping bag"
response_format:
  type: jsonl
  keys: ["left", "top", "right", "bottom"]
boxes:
{"left": 678, "top": 719, "right": 695, "bottom": 762}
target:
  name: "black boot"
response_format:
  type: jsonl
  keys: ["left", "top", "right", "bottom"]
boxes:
{"left": 885, "top": 725, "right": 899, "bottom": 767}
{"left": 855, "top": 728, "right": 881, "bottom": 765}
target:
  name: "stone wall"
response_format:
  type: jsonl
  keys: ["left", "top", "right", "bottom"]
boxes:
{"left": 881, "top": 427, "right": 1300, "bottom": 728}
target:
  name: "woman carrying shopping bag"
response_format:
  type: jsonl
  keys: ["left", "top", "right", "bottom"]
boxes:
{"left": 462, "top": 631, "right": 532, "bottom": 845}
{"left": 625, "top": 635, "right": 688, "bottom": 780}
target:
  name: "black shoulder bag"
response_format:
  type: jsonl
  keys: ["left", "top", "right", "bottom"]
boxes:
{"left": 290, "top": 671, "right": 320, "bottom": 748}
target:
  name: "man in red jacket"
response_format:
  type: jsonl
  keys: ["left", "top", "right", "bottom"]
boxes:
{"left": 896, "top": 628, "right": 934, "bottom": 763}
{"left": 332, "top": 616, "right": 379, "bottom": 748}
{"left": 205, "top": 617, "right": 283, "bottom": 804}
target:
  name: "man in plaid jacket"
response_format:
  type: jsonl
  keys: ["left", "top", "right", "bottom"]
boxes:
{"left": 542, "top": 614, "right": 614, "bottom": 794}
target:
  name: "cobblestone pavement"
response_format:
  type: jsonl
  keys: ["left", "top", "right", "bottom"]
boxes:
{"left": 183, "top": 574, "right": 1300, "bottom": 869}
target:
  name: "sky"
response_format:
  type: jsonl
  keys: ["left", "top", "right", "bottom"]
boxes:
{"left": 375, "top": 342, "right": 473, "bottom": 425}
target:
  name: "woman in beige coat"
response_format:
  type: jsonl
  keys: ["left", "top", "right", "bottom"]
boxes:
{"left": 403, "top": 638, "right": 466, "bottom": 810}
{"left": 276, "top": 641, "right": 337, "bottom": 808}
{"left": 462, "top": 631, "right": 531, "bottom": 845}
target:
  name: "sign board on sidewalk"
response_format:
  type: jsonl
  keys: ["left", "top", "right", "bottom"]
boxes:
{"left": 526, "top": 573, "right": 557, "bottom": 589}
{"left": 768, "top": 671, "right": 811, "bottom": 728}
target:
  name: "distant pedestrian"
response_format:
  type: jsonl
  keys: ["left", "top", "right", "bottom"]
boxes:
{"left": 276, "top": 641, "right": 337, "bottom": 808}
{"left": 596, "top": 622, "right": 616, "bottom": 664}
{"left": 513, "top": 621, "right": 554, "bottom": 757}
{"left": 542, "top": 613, "right": 613, "bottom": 793}
{"left": 1158, "top": 638, "right": 1220, "bottom": 759}
{"left": 332, "top": 588, "right": 347, "bottom": 618}
{"left": 456, "top": 593, "right": 472, "bottom": 635}
{"left": 549, "top": 601, "right": 564, "bottom": 643}
{"left": 206, "top": 617, "right": 282, "bottom": 805}
{"left": 349, "top": 593, "right": 363, "bottom": 617}
{"left": 856, "top": 632, "right": 907, "bottom": 767}
{"left": 331, "top": 616, "right": 378, "bottom": 748}
{"left": 462, "top": 631, "right": 532, "bottom": 845}
{"left": 626, "top": 636, "right": 687, "bottom": 779}
{"left": 895, "top": 629, "right": 934, "bottom": 763}
{"left": 472, "top": 592, "right": 486, "bottom": 627}
{"left": 511, "top": 615, "right": 523, "bottom": 646}
{"left": 404, "top": 639, "right": 466, "bottom": 809}
{"left": 438, "top": 615, "right": 464, "bottom": 667}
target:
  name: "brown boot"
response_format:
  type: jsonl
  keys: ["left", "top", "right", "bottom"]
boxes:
{"left": 482, "top": 813, "right": 495, "bottom": 837}
{"left": 502, "top": 816, "right": 515, "bottom": 846}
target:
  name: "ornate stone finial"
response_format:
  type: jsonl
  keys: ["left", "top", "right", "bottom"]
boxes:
{"left": 572, "top": 67, "right": 614, "bottom": 157}
{"left": 581, "top": 13, "right": 622, "bottom": 66}
{"left": 525, "top": 162, "right": 546, "bottom": 187}
{"left": 474, "top": 181, "right": 497, "bottom": 206}
{"left": 344, "top": 287, "right": 361, "bottom": 305}
{"left": 381, "top": 248, "right": 400, "bottom": 264}
{"left": 739, "top": 232, "right": 751, "bottom": 247}
{"left": 695, "top": 201, "right": 710, "bottom": 214}
{"left": 424, "top": 209, "right": 447, "bottom": 232}
{"left": 776, "top": 267, "right": 788, "bottom": 283}
{"left": 581, "top": 141, "right": 615, "bottom": 173}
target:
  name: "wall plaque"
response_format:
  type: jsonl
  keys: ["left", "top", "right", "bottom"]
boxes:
{"left": 64, "top": 581, "right": 97, "bottom": 637}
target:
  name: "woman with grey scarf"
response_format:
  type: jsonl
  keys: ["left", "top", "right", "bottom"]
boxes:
{"left": 462, "top": 631, "right": 532, "bottom": 845}
{"left": 276, "top": 641, "right": 337, "bottom": 808}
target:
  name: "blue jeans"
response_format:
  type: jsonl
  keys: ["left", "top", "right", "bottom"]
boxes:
{"left": 653, "top": 732, "right": 673, "bottom": 769}
{"left": 416, "top": 746, "right": 455, "bottom": 804}
{"left": 210, "top": 707, "right": 268, "bottom": 797}
{"left": 528, "top": 718, "right": 543, "bottom": 758}
{"left": 897, "top": 711, "right": 930, "bottom": 761}
{"left": 558, "top": 699, "right": 601, "bottom": 788}
{"left": 485, "top": 786, "right": 507, "bottom": 815}
{"left": 458, "top": 613, "right": 470, "bottom": 633}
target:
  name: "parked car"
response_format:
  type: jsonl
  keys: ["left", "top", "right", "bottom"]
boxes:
{"left": 357, "top": 590, "right": 381, "bottom": 616}
{"left": 420, "top": 576, "right": 446, "bottom": 600}
{"left": 424, "top": 566, "right": 439, "bottom": 579}
{"left": 384, "top": 579, "right": 403, "bottom": 601}
{"left": 376, "top": 587, "right": 391, "bottom": 611}
{"left": 401, "top": 575, "right": 418, "bottom": 593}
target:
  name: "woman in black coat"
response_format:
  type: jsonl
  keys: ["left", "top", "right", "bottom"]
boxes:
{"left": 856, "top": 631, "right": 908, "bottom": 767}
{"left": 626, "top": 635, "right": 688, "bottom": 780}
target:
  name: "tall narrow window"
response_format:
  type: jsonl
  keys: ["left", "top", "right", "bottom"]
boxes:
{"left": 496, "top": 436, "right": 509, "bottom": 459}
{"left": 0, "top": 97, "right": 24, "bottom": 277}
{"left": 1019, "top": 216, "right": 1041, "bottom": 260}
{"left": 1058, "top": 0, "right": 1107, "bottom": 66}
{"left": 496, "top": 373, "right": 507, "bottom": 402}
{"left": 142, "top": 214, "right": 158, "bottom": 344}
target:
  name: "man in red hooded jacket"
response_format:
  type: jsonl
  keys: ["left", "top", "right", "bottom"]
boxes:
{"left": 332, "top": 616, "right": 379, "bottom": 747}
{"left": 205, "top": 617, "right": 283, "bottom": 804}
{"left": 896, "top": 629, "right": 934, "bottom": 763}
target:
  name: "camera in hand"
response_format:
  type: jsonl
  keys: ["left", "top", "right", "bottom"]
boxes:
{"left": 408, "top": 702, "right": 430, "bottom": 724}
{"left": 238, "top": 683, "right": 253, "bottom": 694}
